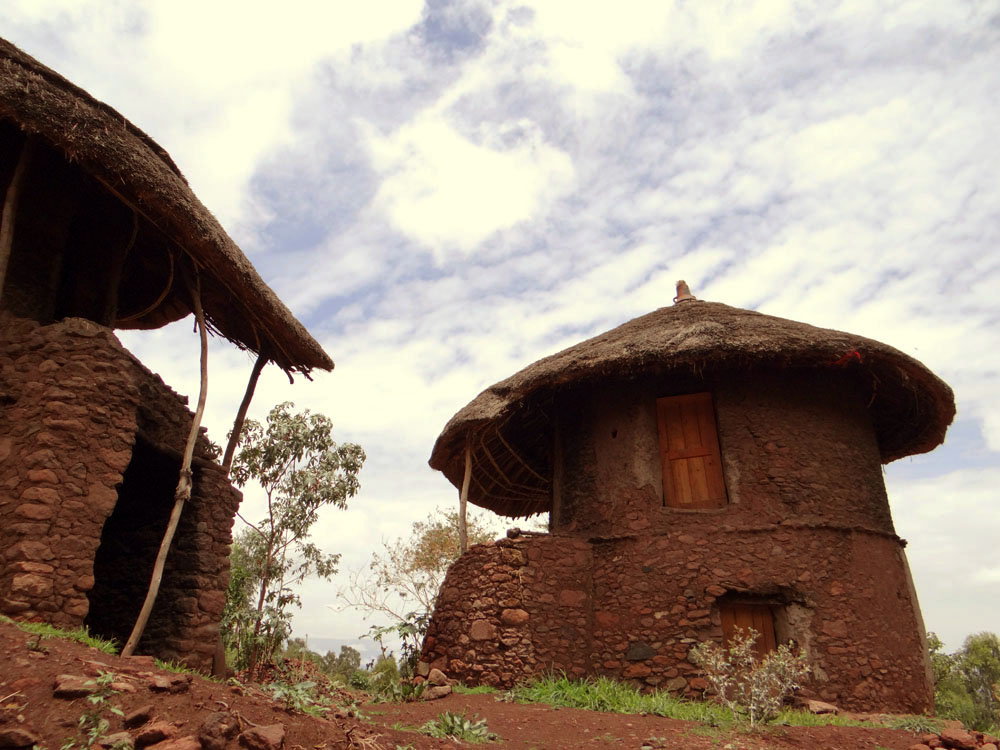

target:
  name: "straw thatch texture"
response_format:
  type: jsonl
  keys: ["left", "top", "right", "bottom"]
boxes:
{"left": 430, "top": 300, "right": 955, "bottom": 517}
{"left": 0, "top": 38, "right": 332, "bottom": 375}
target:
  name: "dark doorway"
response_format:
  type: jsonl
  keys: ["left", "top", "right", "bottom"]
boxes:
{"left": 85, "top": 438, "right": 179, "bottom": 647}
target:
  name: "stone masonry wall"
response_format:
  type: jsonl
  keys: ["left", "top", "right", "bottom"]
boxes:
{"left": 421, "top": 529, "right": 932, "bottom": 714}
{"left": 0, "top": 313, "right": 241, "bottom": 670}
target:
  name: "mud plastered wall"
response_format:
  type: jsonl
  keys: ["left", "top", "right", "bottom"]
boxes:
{"left": 0, "top": 313, "right": 240, "bottom": 670}
{"left": 421, "top": 530, "right": 930, "bottom": 713}
{"left": 555, "top": 370, "right": 895, "bottom": 538}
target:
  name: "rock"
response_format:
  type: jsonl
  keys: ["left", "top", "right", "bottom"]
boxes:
{"left": 940, "top": 728, "right": 977, "bottom": 750}
{"left": 146, "top": 737, "right": 201, "bottom": 750}
{"left": 907, "top": 744, "right": 932, "bottom": 750}
{"left": 665, "top": 676, "right": 687, "bottom": 692}
{"left": 124, "top": 705, "right": 154, "bottom": 729}
{"left": 147, "top": 675, "right": 173, "bottom": 691}
{"left": 415, "top": 661, "right": 430, "bottom": 677}
{"left": 625, "top": 642, "right": 656, "bottom": 661}
{"left": 197, "top": 712, "right": 240, "bottom": 750}
{"left": 428, "top": 668, "right": 449, "bottom": 686}
{"left": 99, "top": 732, "right": 134, "bottom": 749}
{"left": 135, "top": 722, "right": 178, "bottom": 747}
{"left": 167, "top": 675, "right": 193, "bottom": 694}
{"left": 422, "top": 685, "right": 453, "bottom": 700}
{"left": 0, "top": 728, "right": 40, "bottom": 748}
{"left": 981, "top": 744, "right": 998, "bottom": 750}
{"left": 238, "top": 724, "right": 285, "bottom": 750}
{"left": 623, "top": 663, "right": 651, "bottom": 679}
{"left": 53, "top": 675, "right": 96, "bottom": 699}
{"left": 469, "top": 620, "right": 496, "bottom": 641}
{"left": 500, "top": 609, "right": 529, "bottom": 626}
{"left": 806, "top": 699, "right": 839, "bottom": 715}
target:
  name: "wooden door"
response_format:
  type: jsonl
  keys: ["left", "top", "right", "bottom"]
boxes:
{"left": 656, "top": 392, "right": 728, "bottom": 508}
{"left": 720, "top": 602, "right": 777, "bottom": 661}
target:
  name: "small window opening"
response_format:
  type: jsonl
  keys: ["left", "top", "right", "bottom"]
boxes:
{"left": 656, "top": 392, "right": 728, "bottom": 508}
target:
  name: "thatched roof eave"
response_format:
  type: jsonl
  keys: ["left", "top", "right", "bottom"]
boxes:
{"left": 0, "top": 38, "right": 332, "bottom": 375}
{"left": 430, "top": 301, "right": 955, "bottom": 517}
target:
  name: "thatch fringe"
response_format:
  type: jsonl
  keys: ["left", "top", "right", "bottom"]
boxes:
{"left": 0, "top": 38, "right": 332, "bottom": 375}
{"left": 430, "top": 300, "right": 955, "bottom": 517}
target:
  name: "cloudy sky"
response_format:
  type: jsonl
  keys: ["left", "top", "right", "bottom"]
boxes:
{"left": 4, "top": 0, "right": 998, "bottom": 656}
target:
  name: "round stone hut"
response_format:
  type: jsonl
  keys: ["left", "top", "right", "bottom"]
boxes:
{"left": 0, "top": 38, "right": 332, "bottom": 671}
{"left": 419, "top": 284, "right": 955, "bottom": 713}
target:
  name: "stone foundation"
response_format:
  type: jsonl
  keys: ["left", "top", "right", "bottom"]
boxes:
{"left": 420, "top": 527, "right": 931, "bottom": 713}
{"left": 0, "top": 313, "right": 241, "bottom": 670}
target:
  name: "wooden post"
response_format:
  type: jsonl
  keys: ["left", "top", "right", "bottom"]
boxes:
{"left": 122, "top": 264, "right": 209, "bottom": 657}
{"left": 221, "top": 350, "right": 267, "bottom": 474}
{"left": 459, "top": 441, "right": 471, "bottom": 554}
{"left": 0, "top": 137, "right": 35, "bottom": 304}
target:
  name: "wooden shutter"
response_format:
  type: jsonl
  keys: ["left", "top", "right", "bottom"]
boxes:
{"left": 656, "top": 392, "right": 728, "bottom": 508}
{"left": 720, "top": 602, "right": 777, "bottom": 661}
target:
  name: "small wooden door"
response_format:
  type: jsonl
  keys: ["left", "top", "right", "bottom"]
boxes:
{"left": 720, "top": 602, "right": 777, "bottom": 661}
{"left": 656, "top": 392, "right": 728, "bottom": 508}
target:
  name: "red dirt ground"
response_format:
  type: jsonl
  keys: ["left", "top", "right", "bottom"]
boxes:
{"left": 0, "top": 620, "right": 933, "bottom": 750}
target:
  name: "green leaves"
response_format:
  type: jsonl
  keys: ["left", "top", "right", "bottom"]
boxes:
{"left": 222, "top": 402, "right": 365, "bottom": 675}
{"left": 930, "top": 631, "right": 1000, "bottom": 733}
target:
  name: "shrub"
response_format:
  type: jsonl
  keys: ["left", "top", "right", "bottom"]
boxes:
{"left": 419, "top": 711, "right": 496, "bottom": 742}
{"left": 689, "top": 627, "right": 810, "bottom": 728}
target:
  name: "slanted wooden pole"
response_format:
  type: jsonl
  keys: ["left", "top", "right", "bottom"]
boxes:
{"left": 459, "top": 441, "right": 471, "bottom": 554}
{"left": 122, "top": 265, "right": 209, "bottom": 657}
{"left": 0, "top": 137, "right": 35, "bottom": 304}
{"left": 221, "top": 350, "right": 268, "bottom": 474}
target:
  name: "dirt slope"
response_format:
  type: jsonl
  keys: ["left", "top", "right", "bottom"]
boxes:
{"left": 0, "top": 620, "right": 936, "bottom": 750}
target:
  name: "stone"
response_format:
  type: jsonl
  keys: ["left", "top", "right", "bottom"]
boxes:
{"left": 594, "top": 611, "right": 620, "bottom": 628}
{"left": 145, "top": 738, "right": 200, "bottom": 750}
{"left": 665, "top": 676, "right": 688, "bottom": 692}
{"left": 238, "top": 724, "right": 285, "bottom": 750}
{"left": 422, "top": 685, "right": 453, "bottom": 700}
{"left": 53, "top": 674, "right": 95, "bottom": 699}
{"left": 623, "top": 663, "right": 651, "bottom": 678}
{"left": 428, "top": 668, "right": 449, "bottom": 686}
{"left": 197, "top": 712, "right": 240, "bottom": 750}
{"left": 939, "top": 728, "right": 977, "bottom": 749}
{"left": 124, "top": 705, "right": 155, "bottom": 729}
{"left": 806, "top": 699, "right": 839, "bottom": 715}
{"left": 0, "top": 729, "right": 40, "bottom": 748}
{"left": 500, "top": 609, "right": 529, "bottom": 626}
{"left": 558, "top": 589, "right": 587, "bottom": 607}
{"left": 907, "top": 744, "right": 932, "bottom": 750}
{"left": 135, "top": 722, "right": 178, "bottom": 747}
{"left": 821, "top": 620, "right": 848, "bottom": 638}
{"left": 625, "top": 642, "right": 656, "bottom": 661}
{"left": 469, "top": 620, "right": 497, "bottom": 641}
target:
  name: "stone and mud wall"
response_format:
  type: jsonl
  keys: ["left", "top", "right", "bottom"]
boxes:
{"left": 420, "top": 529, "right": 931, "bottom": 713}
{"left": 0, "top": 313, "right": 241, "bottom": 670}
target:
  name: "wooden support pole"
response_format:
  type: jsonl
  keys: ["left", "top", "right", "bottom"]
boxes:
{"left": 222, "top": 350, "right": 267, "bottom": 475}
{"left": 0, "top": 137, "right": 35, "bottom": 304}
{"left": 459, "top": 441, "right": 471, "bottom": 554}
{"left": 122, "top": 265, "right": 209, "bottom": 657}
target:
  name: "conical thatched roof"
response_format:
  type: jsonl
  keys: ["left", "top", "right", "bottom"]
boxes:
{"left": 430, "top": 299, "right": 956, "bottom": 517}
{"left": 0, "top": 38, "right": 332, "bottom": 375}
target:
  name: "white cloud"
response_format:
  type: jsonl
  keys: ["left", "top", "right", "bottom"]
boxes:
{"left": 364, "top": 113, "right": 574, "bottom": 255}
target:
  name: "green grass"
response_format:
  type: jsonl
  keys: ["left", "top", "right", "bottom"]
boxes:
{"left": 771, "top": 708, "right": 875, "bottom": 727}
{"left": 453, "top": 683, "right": 499, "bottom": 695}
{"left": 0, "top": 615, "right": 118, "bottom": 654}
{"left": 883, "top": 714, "right": 943, "bottom": 733}
{"left": 506, "top": 674, "right": 733, "bottom": 725}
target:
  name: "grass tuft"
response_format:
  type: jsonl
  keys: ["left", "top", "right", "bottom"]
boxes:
{"left": 506, "top": 674, "right": 733, "bottom": 725}
{"left": 453, "top": 683, "right": 499, "bottom": 695}
{"left": 0, "top": 615, "right": 118, "bottom": 655}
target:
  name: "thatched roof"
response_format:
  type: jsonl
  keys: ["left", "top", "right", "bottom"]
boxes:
{"left": 0, "top": 38, "right": 332, "bottom": 375}
{"left": 430, "top": 299, "right": 956, "bottom": 517}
